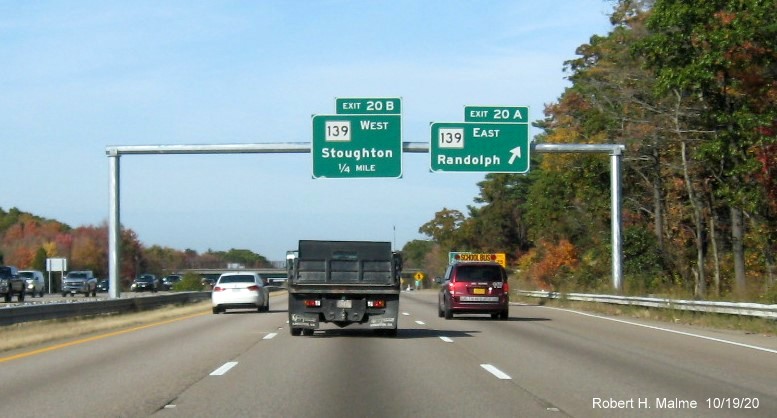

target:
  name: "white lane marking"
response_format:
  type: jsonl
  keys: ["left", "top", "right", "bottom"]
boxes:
{"left": 481, "top": 364, "right": 511, "bottom": 380}
{"left": 544, "top": 306, "right": 777, "bottom": 355}
{"left": 210, "top": 361, "right": 238, "bottom": 376}
{"left": 402, "top": 312, "right": 410, "bottom": 316}
{"left": 263, "top": 332, "right": 278, "bottom": 340}
{"left": 415, "top": 320, "right": 426, "bottom": 325}
{"left": 439, "top": 336, "right": 454, "bottom": 343}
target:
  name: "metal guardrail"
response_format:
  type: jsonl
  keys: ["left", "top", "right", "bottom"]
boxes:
{"left": 0, "top": 292, "right": 211, "bottom": 326}
{"left": 517, "top": 290, "right": 777, "bottom": 319}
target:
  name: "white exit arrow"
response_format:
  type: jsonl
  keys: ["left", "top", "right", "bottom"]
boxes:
{"left": 508, "top": 146, "right": 522, "bottom": 164}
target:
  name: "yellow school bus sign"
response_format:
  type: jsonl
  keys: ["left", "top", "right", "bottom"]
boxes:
{"left": 449, "top": 252, "right": 506, "bottom": 268}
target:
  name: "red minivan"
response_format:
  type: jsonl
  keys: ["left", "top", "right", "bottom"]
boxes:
{"left": 437, "top": 262, "right": 509, "bottom": 320}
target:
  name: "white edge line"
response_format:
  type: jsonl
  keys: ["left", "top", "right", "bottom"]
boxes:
{"left": 210, "top": 361, "right": 238, "bottom": 376}
{"left": 481, "top": 364, "right": 511, "bottom": 380}
{"left": 543, "top": 306, "right": 777, "bottom": 355}
{"left": 439, "top": 336, "right": 454, "bottom": 343}
{"left": 263, "top": 332, "right": 278, "bottom": 340}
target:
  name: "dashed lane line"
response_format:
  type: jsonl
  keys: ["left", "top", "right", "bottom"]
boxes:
{"left": 481, "top": 364, "right": 512, "bottom": 380}
{"left": 210, "top": 361, "right": 238, "bottom": 376}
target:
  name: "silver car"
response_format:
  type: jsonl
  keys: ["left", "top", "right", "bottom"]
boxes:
{"left": 19, "top": 270, "right": 45, "bottom": 297}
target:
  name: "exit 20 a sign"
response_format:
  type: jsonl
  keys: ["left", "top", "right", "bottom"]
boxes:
{"left": 430, "top": 122, "right": 529, "bottom": 173}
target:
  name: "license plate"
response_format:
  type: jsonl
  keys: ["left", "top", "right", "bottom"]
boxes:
{"left": 336, "top": 299, "right": 352, "bottom": 308}
{"left": 232, "top": 288, "right": 241, "bottom": 292}
{"left": 460, "top": 296, "right": 499, "bottom": 302}
{"left": 473, "top": 288, "right": 486, "bottom": 295}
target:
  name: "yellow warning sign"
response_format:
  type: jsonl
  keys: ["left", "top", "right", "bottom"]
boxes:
{"left": 414, "top": 272, "right": 424, "bottom": 281}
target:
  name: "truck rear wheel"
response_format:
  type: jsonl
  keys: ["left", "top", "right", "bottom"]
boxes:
{"left": 290, "top": 327, "right": 302, "bottom": 336}
{"left": 301, "top": 328, "right": 314, "bottom": 336}
{"left": 18, "top": 292, "right": 24, "bottom": 302}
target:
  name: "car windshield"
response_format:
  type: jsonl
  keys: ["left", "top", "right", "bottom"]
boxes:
{"left": 68, "top": 273, "right": 87, "bottom": 279}
{"left": 19, "top": 272, "right": 34, "bottom": 278}
{"left": 219, "top": 275, "right": 256, "bottom": 284}
{"left": 454, "top": 265, "right": 504, "bottom": 282}
{"left": 136, "top": 276, "right": 154, "bottom": 282}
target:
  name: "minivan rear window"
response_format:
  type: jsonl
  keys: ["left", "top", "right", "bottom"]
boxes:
{"left": 454, "top": 265, "right": 504, "bottom": 282}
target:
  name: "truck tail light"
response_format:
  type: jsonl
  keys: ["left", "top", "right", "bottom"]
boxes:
{"left": 367, "top": 299, "right": 385, "bottom": 308}
{"left": 304, "top": 299, "right": 321, "bottom": 307}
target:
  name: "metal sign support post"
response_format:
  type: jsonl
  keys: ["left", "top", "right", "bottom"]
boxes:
{"left": 530, "top": 143, "right": 625, "bottom": 294}
{"left": 106, "top": 141, "right": 624, "bottom": 298}
{"left": 108, "top": 148, "right": 121, "bottom": 299}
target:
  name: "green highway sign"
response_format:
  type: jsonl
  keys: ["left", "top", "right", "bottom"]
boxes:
{"left": 312, "top": 114, "right": 402, "bottom": 178}
{"left": 336, "top": 97, "right": 401, "bottom": 115}
{"left": 430, "top": 122, "right": 530, "bottom": 173}
{"left": 464, "top": 106, "right": 529, "bottom": 123}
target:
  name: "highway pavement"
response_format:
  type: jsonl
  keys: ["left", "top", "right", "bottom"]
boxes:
{"left": 1, "top": 290, "right": 775, "bottom": 417}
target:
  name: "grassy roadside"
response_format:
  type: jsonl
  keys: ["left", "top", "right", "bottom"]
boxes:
{"left": 515, "top": 295, "right": 777, "bottom": 337}
{"left": 0, "top": 301, "right": 212, "bottom": 353}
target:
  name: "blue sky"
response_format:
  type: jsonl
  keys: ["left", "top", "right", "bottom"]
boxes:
{"left": 1, "top": 0, "right": 614, "bottom": 261}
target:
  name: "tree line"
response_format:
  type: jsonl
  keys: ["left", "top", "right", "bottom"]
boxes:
{"left": 405, "top": 0, "right": 776, "bottom": 302}
{"left": 0, "top": 207, "right": 271, "bottom": 289}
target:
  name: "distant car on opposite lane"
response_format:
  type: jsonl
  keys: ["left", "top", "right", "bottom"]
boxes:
{"left": 19, "top": 270, "right": 45, "bottom": 297}
{"left": 161, "top": 274, "right": 182, "bottom": 290}
{"left": 62, "top": 270, "right": 97, "bottom": 297}
{"left": 211, "top": 272, "right": 269, "bottom": 314}
{"left": 131, "top": 274, "right": 158, "bottom": 292}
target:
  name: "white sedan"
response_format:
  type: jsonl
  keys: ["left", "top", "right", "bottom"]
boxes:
{"left": 211, "top": 272, "right": 269, "bottom": 314}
